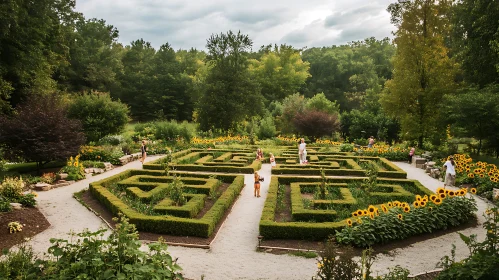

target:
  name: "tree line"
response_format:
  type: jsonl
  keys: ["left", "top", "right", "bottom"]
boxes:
{"left": 1, "top": 0, "right": 499, "bottom": 157}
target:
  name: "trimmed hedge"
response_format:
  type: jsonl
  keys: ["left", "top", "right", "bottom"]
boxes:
{"left": 89, "top": 171, "right": 245, "bottom": 237}
{"left": 153, "top": 194, "right": 206, "bottom": 218}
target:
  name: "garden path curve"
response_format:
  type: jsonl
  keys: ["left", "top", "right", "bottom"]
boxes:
{"left": 26, "top": 158, "right": 494, "bottom": 279}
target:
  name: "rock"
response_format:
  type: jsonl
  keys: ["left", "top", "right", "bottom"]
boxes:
{"left": 58, "top": 173, "right": 68, "bottom": 180}
{"left": 10, "top": 203, "right": 22, "bottom": 210}
{"left": 35, "top": 182, "right": 52, "bottom": 191}
{"left": 84, "top": 168, "right": 93, "bottom": 174}
{"left": 427, "top": 161, "right": 436, "bottom": 167}
{"left": 493, "top": 188, "right": 499, "bottom": 201}
{"left": 103, "top": 162, "right": 113, "bottom": 171}
{"left": 425, "top": 166, "right": 432, "bottom": 173}
{"left": 52, "top": 182, "right": 70, "bottom": 189}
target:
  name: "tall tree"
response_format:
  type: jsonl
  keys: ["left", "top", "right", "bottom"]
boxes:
{"left": 381, "top": 0, "right": 458, "bottom": 148}
{"left": 0, "top": 0, "right": 79, "bottom": 113}
{"left": 452, "top": 0, "right": 499, "bottom": 87}
{"left": 197, "top": 31, "right": 263, "bottom": 131}
{"left": 248, "top": 44, "right": 310, "bottom": 102}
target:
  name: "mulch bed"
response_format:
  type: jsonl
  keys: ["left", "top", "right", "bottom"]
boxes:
{"left": 0, "top": 207, "right": 51, "bottom": 255}
{"left": 79, "top": 184, "right": 238, "bottom": 247}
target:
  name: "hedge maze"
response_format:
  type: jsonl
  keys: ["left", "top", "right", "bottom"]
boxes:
{"left": 143, "top": 148, "right": 262, "bottom": 173}
{"left": 271, "top": 148, "right": 407, "bottom": 178}
{"left": 89, "top": 148, "right": 260, "bottom": 238}
{"left": 259, "top": 146, "right": 433, "bottom": 241}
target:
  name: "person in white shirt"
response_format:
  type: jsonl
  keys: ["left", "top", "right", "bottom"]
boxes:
{"left": 443, "top": 156, "right": 456, "bottom": 187}
{"left": 298, "top": 138, "right": 307, "bottom": 164}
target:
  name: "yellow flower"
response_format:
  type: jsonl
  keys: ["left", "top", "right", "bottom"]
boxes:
{"left": 413, "top": 201, "right": 420, "bottom": 208}
{"left": 434, "top": 198, "right": 442, "bottom": 205}
{"left": 470, "top": 188, "right": 477, "bottom": 194}
{"left": 397, "top": 214, "right": 403, "bottom": 220}
{"left": 381, "top": 204, "right": 388, "bottom": 213}
{"left": 420, "top": 201, "right": 426, "bottom": 207}
{"left": 403, "top": 206, "right": 410, "bottom": 213}
{"left": 346, "top": 219, "right": 353, "bottom": 227}
{"left": 352, "top": 212, "right": 358, "bottom": 217}
{"left": 368, "top": 205, "right": 376, "bottom": 213}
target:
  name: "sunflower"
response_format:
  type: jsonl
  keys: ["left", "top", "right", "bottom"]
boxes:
{"left": 458, "top": 190, "right": 465, "bottom": 196}
{"left": 401, "top": 202, "right": 409, "bottom": 208}
{"left": 420, "top": 201, "right": 426, "bottom": 207}
{"left": 369, "top": 213, "right": 375, "bottom": 219}
{"left": 439, "top": 193, "right": 446, "bottom": 199}
{"left": 434, "top": 198, "right": 442, "bottom": 205}
{"left": 416, "top": 195, "right": 422, "bottom": 202}
{"left": 471, "top": 188, "right": 477, "bottom": 194}
{"left": 403, "top": 206, "right": 410, "bottom": 213}
{"left": 468, "top": 173, "right": 475, "bottom": 178}
{"left": 428, "top": 206, "right": 433, "bottom": 211}
{"left": 397, "top": 214, "right": 403, "bottom": 220}
{"left": 413, "top": 201, "right": 420, "bottom": 208}
{"left": 357, "top": 218, "right": 362, "bottom": 224}
{"left": 368, "top": 205, "right": 376, "bottom": 213}
{"left": 352, "top": 212, "right": 358, "bottom": 217}
{"left": 437, "top": 188, "right": 445, "bottom": 194}
{"left": 387, "top": 202, "right": 393, "bottom": 207}
{"left": 393, "top": 201, "right": 400, "bottom": 207}
{"left": 430, "top": 195, "right": 437, "bottom": 201}
{"left": 448, "top": 191, "right": 455, "bottom": 197}
{"left": 363, "top": 210, "right": 368, "bottom": 216}
{"left": 356, "top": 210, "right": 364, "bottom": 216}
{"left": 346, "top": 219, "right": 353, "bottom": 227}
{"left": 381, "top": 204, "right": 388, "bottom": 213}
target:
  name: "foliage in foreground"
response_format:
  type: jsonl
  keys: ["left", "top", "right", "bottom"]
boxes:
{"left": 436, "top": 207, "right": 499, "bottom": 280}
{"left": 0, "top": 215, "right": 183, "bottom": 279}
{"left": 0, "top": 177, "right": 37, "bottom": 212}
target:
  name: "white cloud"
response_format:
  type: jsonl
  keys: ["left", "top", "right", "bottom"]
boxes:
{"left": 75, "top": 0, "right": 396, "bottom": 50}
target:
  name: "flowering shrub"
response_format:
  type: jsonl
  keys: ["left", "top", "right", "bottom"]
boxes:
{"left": 8, "top": 221, "right": 23, "bottom": 233}
{"left": 315, "top": 139, "right": 342, "bottom": 146}
{"left": 450, "top": 153, "right": 499, "bottom": 199}
{"left": 336, "top": 189, "right": 477, "bottom": 247}
{"left": 353, "top": 144, "right": 409, "bottom": 161}
{"left": 274, "top": 135, "right": 301, "bottom": 145}
{"left": 0, "top": 177, "right": 25, "bottom": 199}
{"left": 190, "top": 135, "right": 250, "bottom": 146}
{"left": 60, "top": 155, "right": 85, "bottom": 181}
{"left": 41, "top": 172, "right": 56, "bottom": 184}
{"left": 79, "top": 146, "right": 124, "bottom": 164}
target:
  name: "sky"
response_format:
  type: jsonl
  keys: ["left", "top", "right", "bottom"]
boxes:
{"left": 75, "top": 0, "right": 397, "bottom": 51}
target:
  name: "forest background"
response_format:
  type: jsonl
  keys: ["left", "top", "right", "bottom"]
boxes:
{"left": 1, "top": 0, "right": 499, "bottom": 160}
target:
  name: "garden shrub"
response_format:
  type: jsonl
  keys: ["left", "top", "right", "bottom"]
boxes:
{"left": 257, "top": 116, "right": 277, "bottom": 140}
{"left": 0, "top": 177, "right": 24, "bottom": 199}
{"left": 436, "top": 207, "right": 499, "bottom": 280}
{"left": 98, "top": 134, "right": 128, "bottom": 146}
{"left": 60, "top": 155, "right": 85, "bottom": 181}
{"left": 67, "top": 92, "right": 130, "bottom": 143}
{"left": 80, "top": 145, "right": 124, "bottom": 164}
{"left": 339, "top": 143, "right": 354, "bottom": 152}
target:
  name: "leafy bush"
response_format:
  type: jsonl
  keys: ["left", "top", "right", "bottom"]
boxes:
{"left": 98, "top": 135, "right": 128, "bottom": 146}
{"left": 17, "top": 193, "right": 36, "bottom": 207}
{"left": 258, "top": 116, "right": 277, "bottom": 139}
{"left": 436, "top": 207, "right": 499, "bottom": 280}
{"left": 340, "top": 143, "right": 354, "bottom": 152}
{"left": 67, "top": 92, "right": 130, "bottom": 143}
{"left": 134, "top": 121, "right": 196, "bottom": 143}
{"left": 0, "top": 215, "right": 184, "bottom": 279}
{"left": 40, "top": 172, "right": 56, "bottom": 184}
{"left": 293, "top": 110, "right": 340, "bottom": 140}
{"left": 0, "top": 196, "right": 12, "bottom": 212}
{"left": 0, "top": 177, "right": 25, "bottom": 199}
{"left": 81, "top": 161, "right": 106, "bottom": 169}
{"left": 80, "top": 145, "right": 124, "bottom": 164}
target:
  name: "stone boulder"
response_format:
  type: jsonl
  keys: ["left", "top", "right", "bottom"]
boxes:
{"left": 493, "top": 188, "right": 499, "bottom": 201}
{"left": 10, "top": 202, "right": 22, "bottom": 210}
{"left": 34, "top": 182, "right": 52, "bottom": 191}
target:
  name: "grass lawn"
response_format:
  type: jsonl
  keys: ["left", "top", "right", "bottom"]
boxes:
{"left": 0, "top": 161, "right": 65, "bottom": 179}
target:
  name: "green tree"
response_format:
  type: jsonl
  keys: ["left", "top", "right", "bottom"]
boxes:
{"left": 306, "top": 92, "right": 340, "bottom": 115}
{"left": 381, "top": 0, "right": 458, "bottom": 148}
{"left": 445, "top": 85, "right": 499, "bottom": 156}
{"left": 197, "top": 31, "right": 263, "bottom": 131}
{"left": 67, "top": 92, "right": 130, "bottom": 142}
{"left": 452, "top": 0, "right": 499, "bottom": 86}
{"left": 278, "top": 93, "right": 306, "bottom": 134}
{"left": 248, "top": 44, "right": 310, "bottom": 102}
{"left": 0, "top": 0, "right": 79, "bottom": 113}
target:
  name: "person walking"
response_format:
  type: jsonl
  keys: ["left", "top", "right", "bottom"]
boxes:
{"left": 254, "top": 171, "right": 261, "bottom": 197}
{"left": 140, "top": 140, "right": 147, "bottom": 164}
{"left": 408, "top": 148, "right": 415, "bottom": 164}
{"left": 443, "top": 155, "right": 456, "bottom": 187}
{"left": 298, "top": 138, "right": 307, "bottom": 164}
{"left": 269, "top": 153, "right": 276, "bottom": 168}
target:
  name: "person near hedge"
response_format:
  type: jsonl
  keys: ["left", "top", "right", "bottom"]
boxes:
{"left": 367, "top": 136, "right": 375, "bottom": 148}
{"left": 443, "top": 155, "right": 456, "bottom": 187}
{"left": 408, "top": 147, "right": 415, "bottom": 164}
{"left": 254, "top": 171, "right": 261, "bottom": 197}
{"left": 256, "top": 148, "right": 264, "bottom": 160}
{"left": 140, "top": 140, "right": 147, "bottom": 164}
{"left": 269, "top": 153, "right": 276, "bottom": 168}
{"left": 298, "top": 138, "right": 307, "bottom": 164}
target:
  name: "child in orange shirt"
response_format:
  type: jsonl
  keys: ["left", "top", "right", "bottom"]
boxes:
{"left": 254, "top": 171, "right": 261, "bottom": 197}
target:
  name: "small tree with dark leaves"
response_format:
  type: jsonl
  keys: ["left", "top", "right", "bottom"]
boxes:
{"left": 0, "top": 95, "right": 86, "bottom": 173}
{"left": 293, "top": 110, "right": 340, "bottom": 141}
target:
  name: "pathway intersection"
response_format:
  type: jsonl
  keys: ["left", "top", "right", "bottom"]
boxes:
{"left": 26, "top": 157, "right": 494, "bottom": 279}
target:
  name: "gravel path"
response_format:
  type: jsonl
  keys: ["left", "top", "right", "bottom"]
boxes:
{"left": 25, "top": 158, "right": 495, "bottom": 279}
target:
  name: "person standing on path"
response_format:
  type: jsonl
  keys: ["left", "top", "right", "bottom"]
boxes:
{"left": 299, "top": 138, "right": 307, "bottom": 164}
{"left": 368, "top": 136, "right": 375, "bottom": 148}
{"left": 140, "top": 140, "right": 147, "bottom": 164}
{"left": 443, "top": 155, "right": 456, "bottom": 187}
{"left": 408, "top": 147, "right": 415, "bottom": 164}
{"left": 269, "top": 153, "right": 276, "bottom": 168}
{"left": 254, "top": 171, "right": 261, "bottom": 197}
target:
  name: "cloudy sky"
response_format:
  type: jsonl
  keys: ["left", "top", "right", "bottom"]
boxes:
{"left": 75, "top": 0, "right": 397, "bottom": 51}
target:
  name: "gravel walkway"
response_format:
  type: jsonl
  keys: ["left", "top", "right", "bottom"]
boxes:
{"left": 25, "top": 159, "right": 495, "bottom": 279}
